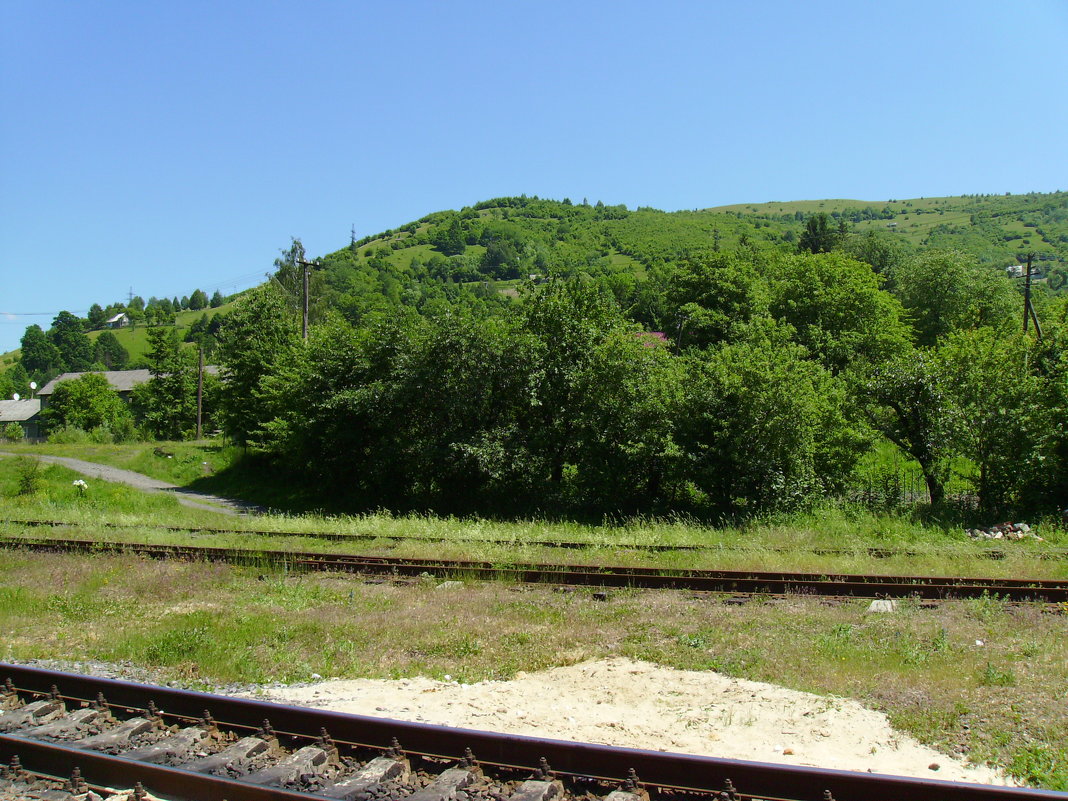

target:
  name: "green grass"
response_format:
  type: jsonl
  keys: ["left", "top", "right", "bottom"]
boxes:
{"left": 85, "top": 304, "right": 234, "bottom": 363}
{"left": 2, "top": 446, "right": 1066, "bottom": 582}
{"left": 4, "top": 440, "right": 239, "bottom": 486}
{"left": 0, "top": 453, "right": 234, "bottom": 526}
{"left": 0, "top": 550, "right": 1065, "bottom": 787}
{"left": 1, "top": 443, "right": 1067, "bottom": 787}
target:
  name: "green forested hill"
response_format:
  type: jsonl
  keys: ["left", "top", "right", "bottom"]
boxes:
{"left": 711, "top": 192, "right": 1068, "bottom": 268}
{"left": 262, "top": 191, "right": 1066, "bottom": 340}
{"left": 5, "top": 190, "right": 1067, "bottom": 377}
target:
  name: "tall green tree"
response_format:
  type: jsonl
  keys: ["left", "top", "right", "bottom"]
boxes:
{"left": 49, "top": 311, "right": 93, "bottom": 371}
{"left": 940, "top": 329, "right": 1047, "bottom": 517}
{"left": 19, "top": 324, "right": 63, "bottom": 377}
{"left": 93, "top": 331, "right": 129, "bottom": 370}
{"left": 894, "top": 250, "right": 1017, "bottom": 347}
{"left": 677, "top": 329, "right": 863, "bottom": 517}
{"left": 798, "top": 213, "right": 840, "bottom": 254}
{"left": 518, "top": 278, "right": 628, "bottom": 487}
{"left": 217, "top": 284, "right": 300, "bottom": 446}
{"left": 854, "top": 349, "right": 956, "bottom": 507}
{"left": 87, "top": 303, "right": 107, "bottom": 329}
{"left": 131, "top": 326, "right": 199, "bottom": 440}
{"left": 767, "top": 252, "right": 911, "bottom": 374}
{"left": 189, "top": 289, "right": 209, "bottom": 310}
{"left": 664, "top": 253, "right": 769, "bottom": 349}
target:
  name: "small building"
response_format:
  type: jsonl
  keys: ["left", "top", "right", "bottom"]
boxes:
{"left": 37, "top": 369, "right": 153, "bottom": 408}
{"left": 105, "top": 312, "right": 129, "bottom": 329}
{"left": 0, "top": 398, "right": 42, "bottom": 441}
{"left": 36, "top": 367, "right": 221, "bottom": 409}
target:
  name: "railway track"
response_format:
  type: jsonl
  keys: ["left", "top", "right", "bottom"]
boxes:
{"left": 0, "top": 664, "right": 1060, "bottom": 801}
{"left": 5, "top": 517, "right": 1067, "bottom": 560}
{"left": 2, "top": 535, "right": 1067, "bottom": 602}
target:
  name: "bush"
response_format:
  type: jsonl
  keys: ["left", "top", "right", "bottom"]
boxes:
{"left": 1, "top": 422, "right": 23, "bottom": 442}
{"left": 15, "top": 457, "right": 41, "bottom": 496}
{"left": 47, "top": 425, "right": 91, "bottom": 444}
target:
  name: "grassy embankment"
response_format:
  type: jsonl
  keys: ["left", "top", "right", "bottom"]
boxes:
{"left": 0, "top": 448, "right": 1066, "bottom": 789}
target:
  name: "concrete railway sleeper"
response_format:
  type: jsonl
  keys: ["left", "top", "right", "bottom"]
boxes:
{"left": 0, "top": 666, "right": 1061, "bottom": 801}
{"left": 4, "top": 518, "right": 1068, "bottom": 561}
{"left": 1, "top": 536, "right": 1067, "bottom": 602}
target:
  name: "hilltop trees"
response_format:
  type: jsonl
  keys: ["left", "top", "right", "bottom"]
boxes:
{"left": 189, "top": 289, "right": 209, "bottom": 310}
{"left": 798, "top": 213, "right": 842, "bottom": 254}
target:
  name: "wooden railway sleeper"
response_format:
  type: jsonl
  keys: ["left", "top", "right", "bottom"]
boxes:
{"left": 122, "top": 710, "right": 220, "bottom": 764}
{"left": 245, "top": 727, "right": 339, "bottom": 787}
{"left": 69, "top": 701, "right": 164, "bottom": 752}
{"left": 184, "top": 717, "right": 281, "bottom": 775}
{"left": 0, "top": 685, "right": 65, "bottom": 731}
{"left": 318, "top": 738, "right": 411, "bottom": 800}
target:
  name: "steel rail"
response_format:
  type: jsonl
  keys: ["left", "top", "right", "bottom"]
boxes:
{"left": 4, "top": 516, "right": 1066, "bottom": 559}
{"left": 2, "top": 536, "right": 1067, "bottom": 601}
{"left": 0, "top": 733, "right": 324, "bottom": 801}
{"left": 1, "top": 664, "right": 1063, "bottom": 801}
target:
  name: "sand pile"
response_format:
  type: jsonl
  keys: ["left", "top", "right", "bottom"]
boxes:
{"left": 245, "top": 657, "right": 1011, "bottom": 785}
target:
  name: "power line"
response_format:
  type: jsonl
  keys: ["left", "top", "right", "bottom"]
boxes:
{"left": 0, "top": 310, "right": 89, "bottom": 318}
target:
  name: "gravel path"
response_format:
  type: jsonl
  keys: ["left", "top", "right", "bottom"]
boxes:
{"left": 0, "top": 452, "right": 262, "bottom": 515}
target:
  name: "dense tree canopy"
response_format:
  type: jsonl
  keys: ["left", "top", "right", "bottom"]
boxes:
{"left": 8, "top": 192, "right": 1068, "bottom": 521}
{"left": 41, "top": 373, "right": 133, "bottom": 437}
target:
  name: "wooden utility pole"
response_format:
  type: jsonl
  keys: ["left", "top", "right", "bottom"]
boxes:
{"left": 196, "top": 347, "right": 204, "bottom": 439}
{"left": 297, "top": 258, "right": 318, "bottom": 341}
{"left": 1023, "top": 253, "right": 1033, "bottom": 334}
{"left": 302, "top": 261, "right": 310, "bottom": 340}
{"left": 1023, "top": 252, "right": 1043, "bottom": 340}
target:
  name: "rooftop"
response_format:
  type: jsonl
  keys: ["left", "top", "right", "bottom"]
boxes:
{"left": 0, "top": 398, "right": 42, "bottom": 422}
{"left": 38, "top": 369, "right": 152, "bottom": 395}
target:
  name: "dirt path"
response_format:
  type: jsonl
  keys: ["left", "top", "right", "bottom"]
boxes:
{"left": 0, "top": 452, "right": 262, "bottom": 515}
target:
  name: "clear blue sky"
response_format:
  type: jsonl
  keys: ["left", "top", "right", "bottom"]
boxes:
{"left": 2, "top": 0, "right": 1067, "bottom": 353}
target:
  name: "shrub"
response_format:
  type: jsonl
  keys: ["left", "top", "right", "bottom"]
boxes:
{"left": 15, "top": 457, "right": 41, "bottom": 496}
{"left": 47, "top": 425, "right": 91, "bottom": 444}
{"left": 1, "top": 422, "right": 23, "bottom": 442}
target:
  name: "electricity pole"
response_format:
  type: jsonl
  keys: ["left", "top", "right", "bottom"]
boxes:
{"left": 1023, "top": 252, "right": 1043, "bottom": 339}
{"left": 196, "top": 347, "right": 204, "bottom": 440}
{"left": 296, "top": 258, "right": 320, "bottom": 341}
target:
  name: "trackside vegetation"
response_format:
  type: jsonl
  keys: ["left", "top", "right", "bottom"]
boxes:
{"left": 212, "top": 229, "right": 1068, "bottom": 524}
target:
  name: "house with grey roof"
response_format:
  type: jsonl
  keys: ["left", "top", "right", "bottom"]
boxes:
{"left": 0, "top": 398, "right": 42, "bottom": 440}
{"left": 37, "top": 369, "right": 153, "bottom": 408}
{"left": 37, "top": 367, "right": 222, "bottom": 410}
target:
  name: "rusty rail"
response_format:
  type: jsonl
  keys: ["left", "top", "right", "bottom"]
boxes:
{"left": 1, "top": 664, "right": 1062, "bottom": 801}
{"left": 1, "top": 535, "right": 1066, "bottom": 602}
{"left": 4, "top": 517, "right": 1066, "bottom": 559}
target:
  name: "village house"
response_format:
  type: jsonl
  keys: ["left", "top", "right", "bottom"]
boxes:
{"left": 0, "top": 398, "right": 43, "bottom": 440}
{"left": 36, "top": 367, "right": 222, "bottom": 410}
{"left": 36, "top": 369, "right": 153, "bottom": 408}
